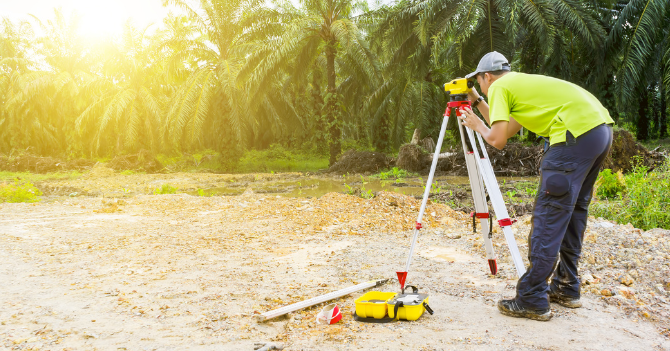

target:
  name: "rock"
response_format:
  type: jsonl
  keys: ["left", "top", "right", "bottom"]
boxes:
{"left": 582, "top": 274, "right": 594, "bottom": 285}
{"left": 592, "top": 221, "right": 615, "bottom": 228}
{"left": 617, "top": 287, "right": 636, "bottom": 299}
{"left": 600, "top": 288, "right": 613, "bottom": 296}
{"left": 619, "top": 274, "right": 635, "bottom": 286}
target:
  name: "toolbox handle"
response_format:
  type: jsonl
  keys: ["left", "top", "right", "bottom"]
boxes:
{"left": 393, "top": 301, "right": 404, "bottom": 319}
{"left": 423, "top": 302, "right": 434, "bottom": 315}
{"left": 402, "top": 285, "right": 419, "bottom": 294}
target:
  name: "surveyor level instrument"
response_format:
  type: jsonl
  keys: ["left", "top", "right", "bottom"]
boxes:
{"left": 397, "top": 78, "right": 527, "bottom": 290}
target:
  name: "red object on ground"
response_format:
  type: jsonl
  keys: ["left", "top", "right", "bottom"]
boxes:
{"left": 396, "top": 271, "right": 408, "bottom": 290}
{"left": 415, "top": 222, "right": 422, "bottom": 230}
{"left": 316, "top": 303, "right": 342, "bottom": 324}
{"left": 328, "top": 305, "right": 342, "bottom": 324}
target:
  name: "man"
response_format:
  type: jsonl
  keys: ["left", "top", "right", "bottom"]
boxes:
{"left": 459, "top": 51, "right": 614, "bottom": 321}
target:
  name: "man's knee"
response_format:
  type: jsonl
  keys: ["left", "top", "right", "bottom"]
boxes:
{"left": 574, "top": 200, "right": 590, "bottom": 212}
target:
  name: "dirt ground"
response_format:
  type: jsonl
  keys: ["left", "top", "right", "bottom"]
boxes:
{"left": 1, "top": 172, "right": 670, "bottom": 350}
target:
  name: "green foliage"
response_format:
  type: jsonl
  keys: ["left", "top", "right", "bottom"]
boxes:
{"left": 0, "top": 171, "right": 82, "bottom": 182}
{"left": 374, "top": 167, "right": 417, "bottom": 180}
{"left": 238, "top": 145, "right": 328, "bottom": 173}
{"left": 153, "top": 184, "right": 177, "bottom": 195}
{"left": 592, "top": 162, "right": 670, "bottom": 230}
{"left": 514, "top": 180, "right": 539, "bottom": 198}
{"left": 0, "top": 179, "right": 42, "bottom": 203}
{"left": 343, "top": 176, "right": 374, "bottom": 199}
{"left": 1, "top": 1, "right": 669, "bottom": 167}
{"left": 595, "top": 169, "right": 626, "bottom": 199}
{"left": 196, "top": 188, "right": 215, "bottom": 197}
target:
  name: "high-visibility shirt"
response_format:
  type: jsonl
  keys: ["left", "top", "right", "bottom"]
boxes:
{"left": 487, "top": 72, "right": 614, "bottom": 145}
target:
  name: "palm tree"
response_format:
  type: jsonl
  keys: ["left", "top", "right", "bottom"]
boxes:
{"left": 2, "top": 10, "right": 94, "bottom": 155}
{"left": 366, "top": 0, "right": 608, "bottom": 147}
{"left": 76, "top": 22, "right": 165, "bottom": 155}
{"left": 606, "top": 0, "right": 670, "bottom": 140}
{"left": 159, "top": 0, "right": 252, "bottom": 158}
{"left": 0, "top": 18, "right": 36, "bottom": 153}
{"left": 242, "top": 0, "right": 379, "bottom": 165}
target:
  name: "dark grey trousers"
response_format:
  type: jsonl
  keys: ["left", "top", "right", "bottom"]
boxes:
{"left": 516, "top": 124, "right": 613, "bottom": 309}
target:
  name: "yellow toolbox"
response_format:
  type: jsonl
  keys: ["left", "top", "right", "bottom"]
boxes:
{"left": 386, "top": 286, "right": 433, "bottom": 321}
{"left": 354, "top": 291, "right": 397, "bottom": 319}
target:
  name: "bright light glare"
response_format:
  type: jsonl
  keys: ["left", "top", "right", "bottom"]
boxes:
{"left": 71, "top": 0, "right": 169, "bottom": 39}
{"left": 3, "top": 0, "right": 170, "bottom": 40}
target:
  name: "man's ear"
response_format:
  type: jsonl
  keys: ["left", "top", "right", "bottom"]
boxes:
{"left": 484, "top": 72, "right": 493, "bottom": 84}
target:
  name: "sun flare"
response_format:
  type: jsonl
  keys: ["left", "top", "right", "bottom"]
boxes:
{"left": 54, "top": 0, "right": 169, "bottom": 39}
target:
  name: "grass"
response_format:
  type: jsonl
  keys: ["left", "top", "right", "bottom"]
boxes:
{"left": 373, "top": 167, "right": 418, "bottom": 180}
{"left": 591, "top": 161, "right": 670, "bottom": 230}
{"left": 153, "top": 184, "right": 178, "bottom": 195}
{"left": 237, "top": 145, "right": 328, "bottom": 173}
{"left": 0, "top": 179, "right": 42, "bottom": 203}
{"left": 0, "top": 170, "right": 82, "bottom": 182}
{"left": 640, "top": 137, "right": 670, "bottom": 153}
{"left": 155, "top": 145, "right": 329, "bottom": 173}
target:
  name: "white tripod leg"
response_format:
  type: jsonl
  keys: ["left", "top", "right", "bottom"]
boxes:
{"left": 457, "top": 123, "right": 497, "bottom": 274}
{"left": 464, "top": 127, "right": 527, "bottom": 277}
{"left": 398, "top": 114, "right": 451, "bottom": 289}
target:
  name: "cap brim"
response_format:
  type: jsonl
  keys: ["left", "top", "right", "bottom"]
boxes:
{"left": 465, "top": 71, "right": 478, "bottom": 79}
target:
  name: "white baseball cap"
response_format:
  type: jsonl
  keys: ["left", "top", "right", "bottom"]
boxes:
{"left": 465, "top": 51, "right": 511, "bottom": 79}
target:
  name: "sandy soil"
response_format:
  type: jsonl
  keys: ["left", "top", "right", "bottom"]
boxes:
{"left": 1, "top": 173, "right": 669, "bottom": 350}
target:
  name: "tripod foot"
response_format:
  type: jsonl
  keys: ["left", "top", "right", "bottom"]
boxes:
{"left": 488, "top": 259, "right": 498, "bottom": 275}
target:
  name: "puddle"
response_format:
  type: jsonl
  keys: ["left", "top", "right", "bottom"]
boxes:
{"left": 184, "top": 175, "right": 529, "bottom": 199}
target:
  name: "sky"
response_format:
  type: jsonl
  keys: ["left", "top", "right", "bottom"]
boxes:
{"left": 1, "top": 0, "right": 393, "bottom": 40}
{"left": 1, "top": 0, "right": 172, "bottom": 39}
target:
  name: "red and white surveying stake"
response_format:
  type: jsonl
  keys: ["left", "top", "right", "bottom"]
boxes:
{"left": 397, "top": 78, "right": 526, "bottom": 290}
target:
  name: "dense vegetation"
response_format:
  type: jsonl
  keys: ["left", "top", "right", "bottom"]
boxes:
{"left": 593, "top": 161, "right": 670, "bottom": 230}
{"left": 1, "top": 0, "right": 669, "bottom": 167}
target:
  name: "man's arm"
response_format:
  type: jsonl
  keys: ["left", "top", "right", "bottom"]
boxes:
{"left": 458, "top": 107, "right": 522, "bottom": 150}
{"left": 468, "top": 88, "right": 522, "bottom": 136}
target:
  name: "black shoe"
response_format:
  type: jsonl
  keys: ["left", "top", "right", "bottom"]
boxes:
{"left": 548, "top": 288, "right": 582, "bottom": 308}
{"left": 497, "top": 299, "right": 552, "bottom": 321}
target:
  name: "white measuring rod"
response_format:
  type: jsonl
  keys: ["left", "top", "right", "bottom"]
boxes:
{"left": 256, "top": 279, "right": 388, "bottom": 322}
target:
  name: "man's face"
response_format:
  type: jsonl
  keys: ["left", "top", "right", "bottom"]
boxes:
{"left": 476, "top": 73, "right": 491, "bottom": 96}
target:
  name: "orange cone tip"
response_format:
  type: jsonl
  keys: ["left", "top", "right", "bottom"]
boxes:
{"left": 396, "top": 271, "right": 408, "bottom": 290}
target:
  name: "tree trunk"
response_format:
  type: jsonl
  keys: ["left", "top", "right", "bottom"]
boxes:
{"left": 326, "top": 42, "right": 341, "bottom": 166}
{"left": 411, "top": 129, "right": 421, "bottom": 144}
{"left": 311, "top": 67, "right": 327, "bottom": 155}
{"left": 637, "top": 89, "right": 649, "bottom": 141}
{"left": 660, "top": 82, "right": 667, "bottom": 139}
{"left": 373, "top": 113, "right": 390, "bottom": 152}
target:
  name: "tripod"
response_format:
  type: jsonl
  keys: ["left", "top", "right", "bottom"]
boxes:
{"left": 397, "top": 88, "right": 526, "bottom": 290}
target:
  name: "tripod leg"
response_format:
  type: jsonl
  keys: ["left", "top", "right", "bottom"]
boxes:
{"left": 400, "top": 114, "right": 451, "bottom": 289}
{"left": 457, "top": 120, "right": 497, "bottom": 274}
{"left": 464, "top": 127, "right": 527, "bottom": 277}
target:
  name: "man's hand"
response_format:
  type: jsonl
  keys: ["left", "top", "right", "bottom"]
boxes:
{"left": 458, "top": 106, "right": 510, "bottom": 150}
{"left": 458, "top": 107, "right": 485, "bottom": 132}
